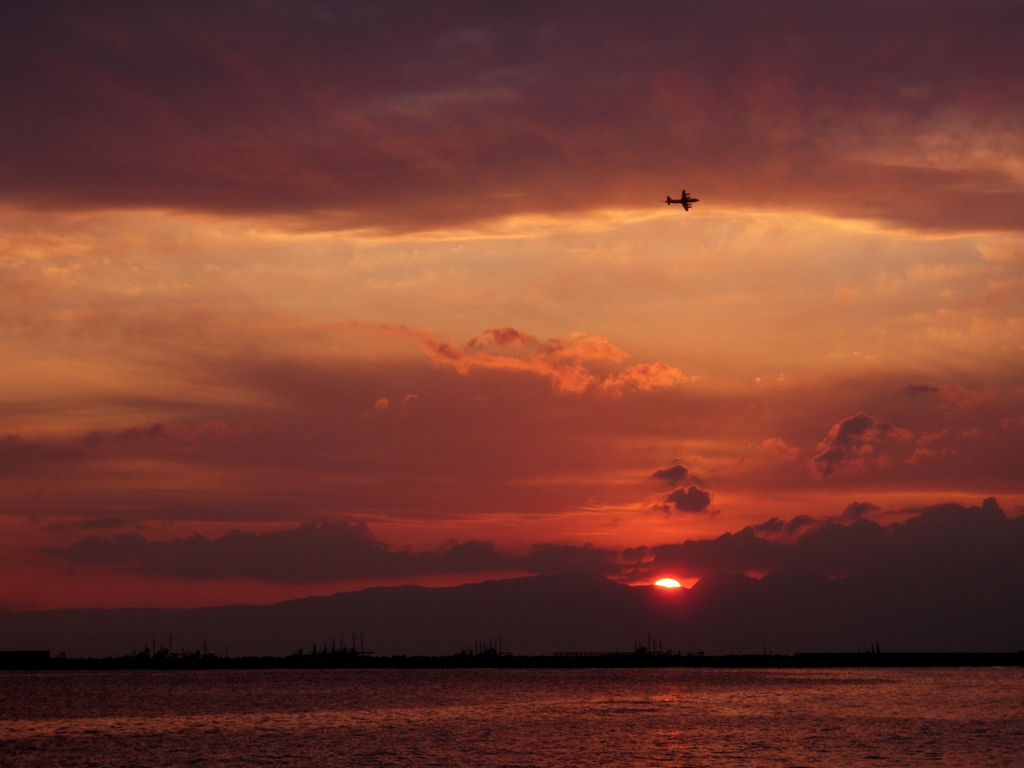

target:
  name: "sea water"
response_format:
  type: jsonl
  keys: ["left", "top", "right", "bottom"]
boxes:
{"left": 1, "top": 667, "right": 1022, "bottom": 766}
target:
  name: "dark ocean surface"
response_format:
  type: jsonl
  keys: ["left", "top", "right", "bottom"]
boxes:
{"left": 1, "top": 668, "right": 1022, "bottom": 767}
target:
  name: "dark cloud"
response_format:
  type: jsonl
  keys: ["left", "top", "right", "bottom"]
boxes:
{"left": 1, "top": 2, "right": 1022, "bottom": 232}
{"left": 624, "top": 498, "right": 1020, "bottom": 582}
{"left": 841, "top": 501, "right": 880, "bottom": 519}
{"left": 784, "top": 515, "right": 817, "bottom": 535}
{"left": 73, "top": 516, "right": 132, "bottom": 530}
{"left": 46, "top": 518, "right": 135, "bottom": 532}
{"left": 905, "top": 383, "right": 995, "bottom": 409}
{"left": 45, "top": 518, "right": 625, "bottom": 583}
{"left": 811, "top": 412, "right": 914, "bottom": 477}
{"left": 650, "top": 464, "right": 689, "bottom": 485}
{"left": 664, "top": 485, "right": 714, "bottom": 513}
{"left": 753, "top": 517, "right": 785, "bottom": 534}
{"left": 651, "top": 463, "right": 713, "bottom": 514}
{"left": 47, "top": 520, "right": 511, "bottom": 583}
{"left": 521, "top": 543, "right": 620, "bottom": 576}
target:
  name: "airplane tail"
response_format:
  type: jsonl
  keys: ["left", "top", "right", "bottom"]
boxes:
{"left": 665, "top": 196, "right": 671, "bottom": 205}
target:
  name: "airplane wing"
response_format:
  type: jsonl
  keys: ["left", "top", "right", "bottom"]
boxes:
{"left": 682, "top": 200, "right": 690, "bottom": 211}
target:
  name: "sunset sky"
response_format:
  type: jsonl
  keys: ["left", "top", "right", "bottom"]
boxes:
{"left": 2, "top": 1, "right": 1022, "bottom": 610}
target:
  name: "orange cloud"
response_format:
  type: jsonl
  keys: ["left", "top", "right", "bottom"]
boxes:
{"left": 602, "top": 362, "right": 691, "bottom": 393}
{"left": 752, "top": 438, "right": 801, "bottom": 463}
{"left": 395, "top": 325, "right": 689, "bottom": 394}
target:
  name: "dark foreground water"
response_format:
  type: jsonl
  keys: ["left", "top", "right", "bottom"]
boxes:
{"left": 1, "top": 668, "right": 1022, "bottom": 767}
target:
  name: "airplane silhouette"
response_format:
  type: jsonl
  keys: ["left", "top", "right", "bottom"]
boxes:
{"left": 665, "top": 189, "right": 699, "bottom": 211}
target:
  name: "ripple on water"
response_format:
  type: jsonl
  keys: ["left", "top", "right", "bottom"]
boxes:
{"left": 0, "top": 667, "right": 1021, "bottom": 767}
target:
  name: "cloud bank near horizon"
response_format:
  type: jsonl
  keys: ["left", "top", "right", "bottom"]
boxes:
{"left": 44, "top": 499, "right": 1022, "bottom": 591}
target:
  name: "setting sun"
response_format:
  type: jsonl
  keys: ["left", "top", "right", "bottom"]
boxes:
{"left": 654, "top": 578, "right": 682, "bottom": 589}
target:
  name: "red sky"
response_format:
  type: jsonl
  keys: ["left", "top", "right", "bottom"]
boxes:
{"left": 1, "top": 1, "right": 1023, "bottom": 610}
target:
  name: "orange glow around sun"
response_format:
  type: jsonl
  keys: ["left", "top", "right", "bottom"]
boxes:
{"left": 654, "top": 578, "right": 682, "bottom": 588}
